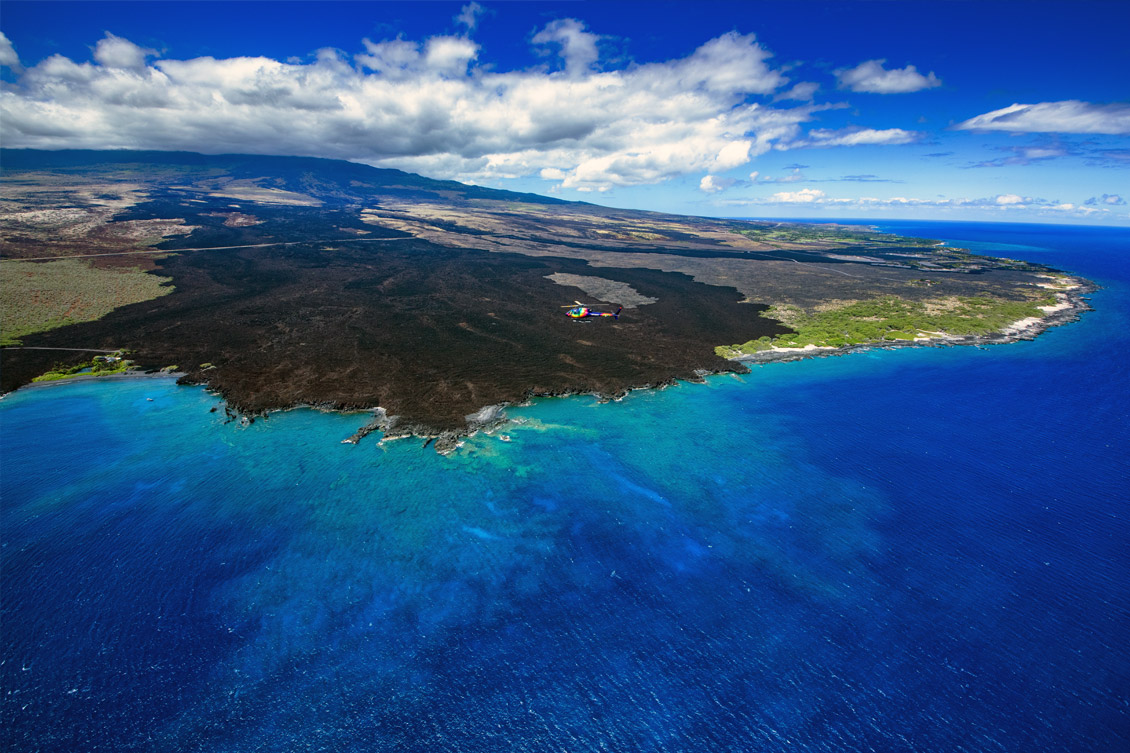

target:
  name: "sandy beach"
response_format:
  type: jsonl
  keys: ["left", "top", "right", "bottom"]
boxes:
{"left": 14, "top": 369, "right": 186, "bottom": 392}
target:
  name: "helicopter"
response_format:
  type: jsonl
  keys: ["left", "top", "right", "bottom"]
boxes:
{"left": 562, "top": 301, "right": 622, "bottom": 320}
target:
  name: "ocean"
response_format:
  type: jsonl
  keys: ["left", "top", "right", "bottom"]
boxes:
{"left": 2, "top": 221, "right": 1127, "bottom": 751}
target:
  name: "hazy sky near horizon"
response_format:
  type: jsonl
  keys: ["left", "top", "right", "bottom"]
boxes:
{"left": 2, "top": 0, "right": 1128, "bottom": 224}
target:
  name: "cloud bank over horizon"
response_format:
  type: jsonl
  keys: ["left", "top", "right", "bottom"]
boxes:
{"left": 0, "top": 24, "right": 831, "bottom": 191}
{"left": 0, "top": 4, "right": 1124, "bottom": 225}
{"left": 719, "top": 188, "right": 1120, "bottom": 220}
{"left": 0, "top": 20, "right": 932, "bottom": 193}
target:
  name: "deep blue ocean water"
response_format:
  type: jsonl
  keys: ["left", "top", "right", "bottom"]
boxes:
{"left": 2, "top": 221, "right": 1127, "bottom": 752}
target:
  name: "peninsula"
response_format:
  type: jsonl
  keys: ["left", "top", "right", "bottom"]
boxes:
{"left": 1, "top": 150, "right": 1092, "bottom": 441}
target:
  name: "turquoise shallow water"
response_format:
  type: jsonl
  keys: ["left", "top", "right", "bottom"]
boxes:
{"left": 2, "top": 222, "right": 1128, "bottom": 751}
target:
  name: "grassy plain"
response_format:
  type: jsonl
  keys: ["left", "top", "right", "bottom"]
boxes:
{"left": 1, "top": 259, "right": 172, "bottom": 345}
{"left": 716, "top": 293, "right": 1056, "bottom": 356}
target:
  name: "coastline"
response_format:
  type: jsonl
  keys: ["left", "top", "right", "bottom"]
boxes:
{"left": 12, "top": 369, "right": 186, "bottom": 391}
{"left": 1, "top": 278, "right": 1096, "bottom": 453}
{"left": 408, "top": 276, "right": 1098, "bottom": 453}
{"left": 730, "top": 278, "right": 1095, "bottom": 369}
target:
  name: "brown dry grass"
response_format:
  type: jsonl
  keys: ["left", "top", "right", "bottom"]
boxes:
{"left": 1, "top": 259, "right": 173, "bottom": 344}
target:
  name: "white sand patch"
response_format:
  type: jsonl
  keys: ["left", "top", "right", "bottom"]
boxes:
{"left": 768, "top": 343, "right": 837, "bottom": 354}
{"left": 1039, "top": 299, "right": 1072, "bottom": 314}
{"left": 1001, "top": 317, "right": 1043, "bottom": 335}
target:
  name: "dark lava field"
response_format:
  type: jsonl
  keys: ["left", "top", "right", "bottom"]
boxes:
{"left": 1, "top": 149, "right": 1059, "bottom": 432}
{"left": 2, "top": 238, "right": 787, "bottom": 430}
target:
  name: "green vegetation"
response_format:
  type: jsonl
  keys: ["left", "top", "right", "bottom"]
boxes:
{"left": 1, "top": 315, "right": 77, "bottom": 347}
{"left": 717, "top": 295, "right": 1049, "bottom": 357}
{"left": 0, "top": 259, "right": 173, "bottom": 345}
{"left": 732, "top": 224, "right": 936, "bottom": 246}
{"left": 32, "top": 354, "right": 130, "bottom": 382}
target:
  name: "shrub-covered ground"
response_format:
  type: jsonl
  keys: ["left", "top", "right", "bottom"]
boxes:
{"left": 31, "top": 355, "right": 130, "bottom": 382}
{"left": 0, "top": 259, "right": 172, "bottom": 345}
{"left": 717, "top": 294, "right": 1055, "bottom": 357}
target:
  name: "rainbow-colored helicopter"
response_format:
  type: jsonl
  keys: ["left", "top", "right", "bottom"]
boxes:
{"left": 562, "top": 301, "right": 622, "bottom": 320}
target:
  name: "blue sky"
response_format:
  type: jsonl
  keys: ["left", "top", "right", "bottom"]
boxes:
{"left": 2, "top": 0, "right": 1128, "bottom": 224}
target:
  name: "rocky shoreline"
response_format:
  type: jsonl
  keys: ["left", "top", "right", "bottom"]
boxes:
{"left": 381, "top": 278, "right": 1097, "bottom": 454}
{"left": 731, "top": 278, "right": 1096, "bottom": 368}
{"left": 334, "top": 375, "right": 704, "bottom": 454}
{"left": 4, "top": 280, "right": 1096, "bottom": 455}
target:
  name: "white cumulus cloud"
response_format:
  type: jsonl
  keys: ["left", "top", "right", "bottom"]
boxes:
{"left": 770, "top": 188, "right": 825, "bottom": 203}
{"left": 775, "top": 81, "right": 818, "bottom": 102}
{"left": 423, "top": 36, "right": 479, "bottom": 75}
{"left": 957, "top": 101, "right": 1130, "bottom": 135}
{"left": 700, "top": 175, "right": 739, "bottom": 194}
{"left": 700, "top": 175, "right": 724, "bottom": 193}
{"left": 93, "top": 32, "right": 155, "bottom": 70}
{"left": 0, "top": 24, "right": 818, "bottom": 191}
{"left": 356, "top": 35, "right": 477, "bottom": 77}
{"left": 0, "top": 31, "right": 21, "bottom": 70}
{"left": 531, "top": 18, "right": 600, "bottom": 75}
{"left": 455, "top": 2, "right": 484, "bottom": 32}
{"left": 836, "top": 59, "right": 941, "bottom": 94}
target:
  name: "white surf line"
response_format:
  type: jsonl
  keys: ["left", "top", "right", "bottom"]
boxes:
{"left": 0, "top": 236, "right": 413, "bottom": 263}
